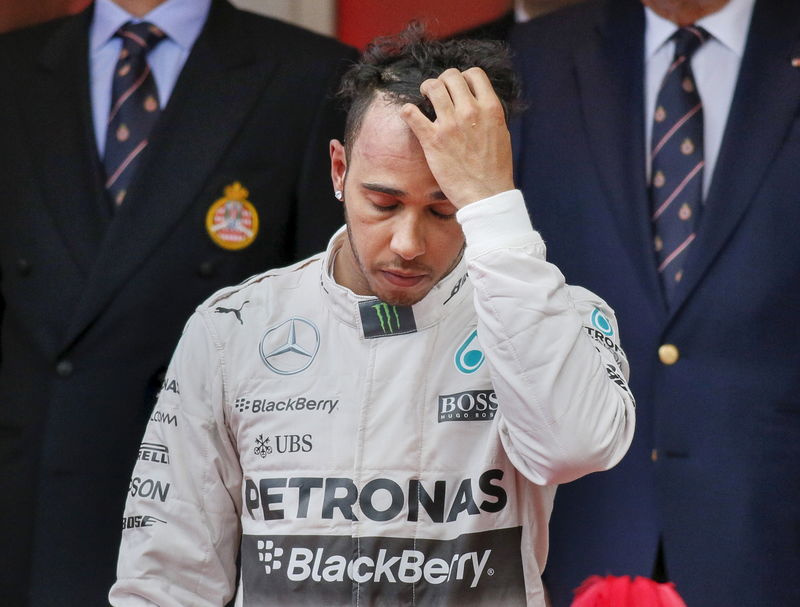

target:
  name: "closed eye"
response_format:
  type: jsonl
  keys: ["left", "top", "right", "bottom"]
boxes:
{"left": 431, "top": 208, "right": 456, "bottom": 219}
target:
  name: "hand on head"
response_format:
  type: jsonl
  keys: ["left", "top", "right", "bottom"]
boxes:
{"left": 400, "top": 67, "right": 515, "bottom": 209}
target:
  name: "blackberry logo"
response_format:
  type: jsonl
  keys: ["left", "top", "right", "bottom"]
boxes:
{"left": 241, "top": 529, "right": 527, "bottom": 604}
{"left": 257, "top": 539, "right": 284, "bottom": 574}
{"left": 257, "top": 542, "right": 492, "bottom": 585}
{"left": 233, "top": 396, "right": 338, "bottom": 415}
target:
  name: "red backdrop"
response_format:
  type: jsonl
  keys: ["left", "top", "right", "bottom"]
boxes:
{"left": 337, "top": 0, "right": 511, "bottom": 49}
{"left": 1, "top": 1, "right": 511, "bottom": 41}
{"left": 0, "top": 0, "right": 90, "bottom": 33}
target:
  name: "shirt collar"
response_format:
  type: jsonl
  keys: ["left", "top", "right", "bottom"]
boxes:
{"left": 645, "top": 0, "right": 755, "bottom": 59}
{"left": 91, "top": 0, "right": 211, "bottom": 53}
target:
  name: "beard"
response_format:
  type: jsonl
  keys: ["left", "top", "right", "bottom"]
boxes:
{"left": 344, "top": 221, "right": 464, "bottom": 307}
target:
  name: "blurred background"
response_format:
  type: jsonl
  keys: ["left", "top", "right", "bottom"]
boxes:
{"left": 0, "top": 0, "right": 511, "bottom": 44}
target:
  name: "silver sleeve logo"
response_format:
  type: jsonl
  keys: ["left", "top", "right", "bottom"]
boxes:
{"left": 241, "top": 528, "right": 526, "bottom": 604}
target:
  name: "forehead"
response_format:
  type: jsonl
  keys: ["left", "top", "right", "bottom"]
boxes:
{"left": 349, "top": 96, "right": 428, "bottom": 173}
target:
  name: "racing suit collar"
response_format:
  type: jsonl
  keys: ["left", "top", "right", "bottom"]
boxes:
{"left": 320, "top": 227, "right": 471, "bottom": 338}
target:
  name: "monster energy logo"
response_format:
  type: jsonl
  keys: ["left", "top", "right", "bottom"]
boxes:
{"left": 373, "top": 302, "right": 400, "bottom": 333}
{"left": 358, "top": 299, "right": 417, "bottom": 339}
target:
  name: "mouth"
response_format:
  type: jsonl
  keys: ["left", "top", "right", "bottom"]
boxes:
{"left": 379, "top": 269, "right": 428, "bottom": 288}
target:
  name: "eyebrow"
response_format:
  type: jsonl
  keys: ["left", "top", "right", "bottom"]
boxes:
{"left": 361, "top": 182, "right": 448, "bottom": 201}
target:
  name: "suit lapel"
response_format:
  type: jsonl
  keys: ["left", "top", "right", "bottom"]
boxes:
{"left": 30, "top": 7, "right": 110, "bottom": 277}
{"left": 670, "top": 0, "right": 800, "bottom": 314}
{"left": 573, "top": 1, "right": 665, "bottom": 313}
{"left": 63, "top": 0, "right": 279, "bottom": 349}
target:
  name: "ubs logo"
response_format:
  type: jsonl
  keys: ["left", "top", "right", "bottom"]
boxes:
{"left": 254, "top": 433, "right": 312, "bottom": 457}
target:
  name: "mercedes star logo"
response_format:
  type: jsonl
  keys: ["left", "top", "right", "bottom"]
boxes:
{"left": 259, "top": 317, "right": 320, "bottom": 375}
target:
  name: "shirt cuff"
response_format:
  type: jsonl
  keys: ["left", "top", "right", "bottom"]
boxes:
{"left": 456, "top": 189, "right": 541, "bottom": 259}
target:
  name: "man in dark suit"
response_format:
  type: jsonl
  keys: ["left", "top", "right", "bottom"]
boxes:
{"left": 512, "top": 0, "right": 800, "bottom": 605}
{"left": 0, "top": 0, "right": 356, "bottom": 604}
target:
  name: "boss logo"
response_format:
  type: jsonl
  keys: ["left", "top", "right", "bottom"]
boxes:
{"left": 438, "top": 390, "right": 497, "bottom": 422}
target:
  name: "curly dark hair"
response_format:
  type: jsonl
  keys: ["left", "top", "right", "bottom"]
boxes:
{"left": 337, "top": 23, "right": 523, "bottom": 155}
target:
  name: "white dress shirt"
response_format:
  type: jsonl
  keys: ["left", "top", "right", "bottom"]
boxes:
{"left": 644, "top": 0, "right": 755, "bottom": 197}
{"left": 89, "top": 0, "right": 211, "bottom": 157}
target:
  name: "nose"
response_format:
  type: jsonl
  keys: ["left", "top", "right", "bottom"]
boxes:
{"left": 389, "top": 213, "right": 426, "bottom": 261}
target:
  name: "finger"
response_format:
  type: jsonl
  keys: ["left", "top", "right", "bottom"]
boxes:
{"left": 400, "top": 102, "right": 435, "bottom": 142}
{"left": 438, "top": 67, "right": 477, "bottom": 107}
{"left": 462, "top": 67, "right": 498, "bottom": 105}
{"left": 462, "top": 67, "right": 506, "bottom": 122}
{"left": 419, "top": 77, "right": 455, "bottom": 122}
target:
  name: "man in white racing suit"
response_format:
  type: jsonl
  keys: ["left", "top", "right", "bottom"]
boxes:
{"left": 110, "top": 28, "right": 635, "bottom": 606}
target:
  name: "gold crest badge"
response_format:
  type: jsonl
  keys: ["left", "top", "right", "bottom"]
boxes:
{"left": 206, "top": 182, "right": 259, "bottom": 250}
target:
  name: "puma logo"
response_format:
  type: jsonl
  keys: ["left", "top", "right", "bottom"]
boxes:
{"left": 214, "top": 300, "right": 249, "bottom": 325}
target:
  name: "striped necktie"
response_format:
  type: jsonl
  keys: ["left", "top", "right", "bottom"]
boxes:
{"left": 103, "top": 21, "right": 166, "bottom": 208}
{"left": 650, "top": 26, "right": 709, "bottom": 301}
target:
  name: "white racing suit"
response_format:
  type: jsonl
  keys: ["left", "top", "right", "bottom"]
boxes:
{"left": 110, "top": 191, "right": 635, "bottom": 606}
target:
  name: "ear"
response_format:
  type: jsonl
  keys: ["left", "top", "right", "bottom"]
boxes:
{"left": 329, "top": 139, "right": 347, "bottom": 195}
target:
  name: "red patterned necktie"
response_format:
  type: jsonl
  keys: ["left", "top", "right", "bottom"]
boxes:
{"left": 650, "top": 26, "right": 710, "bottom": 301}
{"left": 103, "top": 21, "right": 166, "bottom": 208}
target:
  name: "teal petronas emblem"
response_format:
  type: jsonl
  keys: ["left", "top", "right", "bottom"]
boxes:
{"left": 455, "top": 329, "right": 484, "bottom": 374}
{"left": 590, "top": 308, "right": 614, "bottom": 337}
